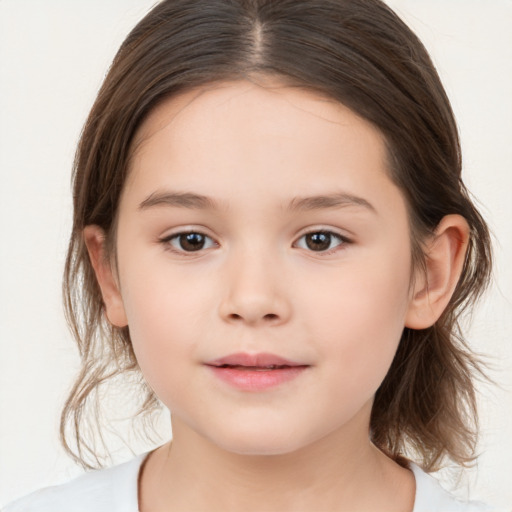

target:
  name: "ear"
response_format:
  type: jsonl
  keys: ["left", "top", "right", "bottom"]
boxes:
{"left": 405, "top": 214, "right": 470, "bottom": 329}
{"left": 83, "top": 225, "right": 128, "bottom": 328}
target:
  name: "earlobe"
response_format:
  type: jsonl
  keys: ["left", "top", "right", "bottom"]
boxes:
{"left": 83, "top": 225, "right": 128, "bottom": 328}
{"left": 405, "top": 215, "right": 470, "bottom": 330}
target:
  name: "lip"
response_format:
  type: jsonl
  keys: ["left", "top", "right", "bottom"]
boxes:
{"left": 206, "top": 352, "right": 305, "bottom": 368}
{"left": 204, "top": 352, "right": 310, "bottom": 391}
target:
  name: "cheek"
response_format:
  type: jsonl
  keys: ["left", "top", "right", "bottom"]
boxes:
{"left": 118, "top": 261, "right": 215, "bottom": 394}
{"left": 306, "top": 251, "right": 412, "bottom": 393}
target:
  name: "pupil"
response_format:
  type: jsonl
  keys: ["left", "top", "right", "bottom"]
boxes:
{"left": 180, "top": 233, "right": 205, "bottom": 251}
{"left": 306, "top": 232, "right": 331, "bottom": 251}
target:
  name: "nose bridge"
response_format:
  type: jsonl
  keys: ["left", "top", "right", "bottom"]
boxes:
{"left": 219, "top": 239, "right": 290, "bottom": 326}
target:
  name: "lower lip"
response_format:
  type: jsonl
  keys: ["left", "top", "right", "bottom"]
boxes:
{"left": 206, "top": 366, "right": 309, "bottom": 391}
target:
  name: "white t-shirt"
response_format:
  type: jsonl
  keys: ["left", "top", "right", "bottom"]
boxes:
{"left": 2, "top": 453, "right": 496, "bottom": 512}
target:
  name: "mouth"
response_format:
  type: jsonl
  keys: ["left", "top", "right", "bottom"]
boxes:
{"left": 205, "top": 352, "right": 308, "bottom": 368}
{"left": 204, "top": 352, "right": 310, "bottom": 391}
{"left": 211, "top": 364, "right": 301, "bottom": 371}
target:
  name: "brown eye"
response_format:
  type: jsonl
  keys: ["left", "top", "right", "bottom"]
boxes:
{"left": 305, "top": 232, "right": 331, "bottom": 251}
{"left": 295, "top": 231, "right": 347, "bottom": 253}
{"left": 179, "top": 233, "right": 205, "bottom": 251}
{"left": 166, "top": 232, "right": 216, "bottom": 252}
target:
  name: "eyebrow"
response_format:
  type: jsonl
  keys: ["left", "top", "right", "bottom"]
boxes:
{"left": 138, "top": 190, "right": 376, "bottom": 214}
{"left": 139, "top": 191, "right": 219, "bottom": 210}
{"left": 288, "top": 193, "right": 376, "bottom": 213}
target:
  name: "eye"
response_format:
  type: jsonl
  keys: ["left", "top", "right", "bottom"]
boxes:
{"left": 294, "top": 230, "right": 348, "bottom": 253}
{"left": 162, "top": 232, "right": 217, "bottom": 253}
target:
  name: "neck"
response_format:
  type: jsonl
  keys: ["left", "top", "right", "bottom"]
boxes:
{"left": 139, "top": 411, "right": 415, "bottom": 512}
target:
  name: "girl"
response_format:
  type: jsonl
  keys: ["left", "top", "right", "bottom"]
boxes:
{"left": 3, "top": 0, "right": 506, "bottom": 510}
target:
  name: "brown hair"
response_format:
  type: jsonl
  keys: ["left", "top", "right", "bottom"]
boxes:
{"left": 62, "top": 0, "right": 492, "bottom": 470}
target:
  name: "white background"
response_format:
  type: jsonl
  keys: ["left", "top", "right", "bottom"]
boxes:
{"left": 1, "top": 0, "right": 511, "bottom": 509}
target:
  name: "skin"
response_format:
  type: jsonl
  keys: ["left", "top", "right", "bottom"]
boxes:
{"left": 85, "top": 77, "right": 469, "bottom": 512}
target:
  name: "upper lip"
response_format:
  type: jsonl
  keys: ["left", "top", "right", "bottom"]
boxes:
{"left": 205, "top": 352, "right": 308, "bottom": 368}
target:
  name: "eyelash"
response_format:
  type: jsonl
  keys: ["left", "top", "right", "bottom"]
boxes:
{"left": 159, "top": 229, "right": 351, "bottom": 256}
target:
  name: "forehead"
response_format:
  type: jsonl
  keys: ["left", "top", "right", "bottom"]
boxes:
{"left": 133, "top": 78, "right": 363, "bottom": 145}
{"left": 124, "top": 78, "right": 403, "bottom": 220}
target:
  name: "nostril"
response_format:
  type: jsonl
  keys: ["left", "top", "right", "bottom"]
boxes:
{"left": 226, "top": 312, "right": 279, "bottom": 322}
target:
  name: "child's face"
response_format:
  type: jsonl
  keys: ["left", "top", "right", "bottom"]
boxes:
{"left": 107, "top": 78, "right": 419, "bottom": 455}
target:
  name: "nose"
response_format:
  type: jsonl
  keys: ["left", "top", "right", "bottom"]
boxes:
{"left": 218, "top": 248, "right": 292, "bottom": 327}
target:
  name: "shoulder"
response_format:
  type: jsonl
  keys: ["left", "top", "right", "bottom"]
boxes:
{"left": 411, "top": 463, "right": 496, "bottom": 512}
{"left": 2, "top": 452, "right": 148, "bottom": 512}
